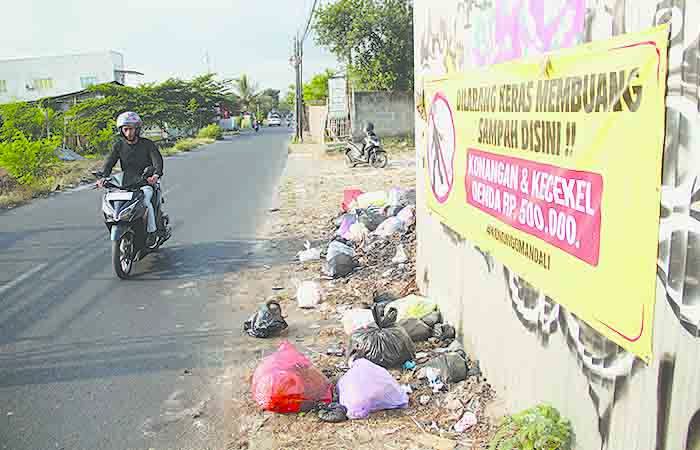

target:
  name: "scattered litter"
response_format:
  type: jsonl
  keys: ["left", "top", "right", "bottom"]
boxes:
{"left": 401, "top": 384, "right": 413, "bottom": 394}
{"left": 342, "top": 189, "right": 364, "bottom": 212}
{"left": 358, "top": 207, "right": 387, "bottom": 231}
{"left": 447, "top": 339, "right": 464, "bottom": 353}
{"left": 243, "top": 301, "right": 289, "bottom": 338}
{"left": 392, "top": 295, "right": 438, "bottom": 321}
{"left": 419, "top": 395, "right": 431, "bottom": 406}
{"left": 295, "top": 280, "right": 323, "bottom": 308}
{"left": 467, "top": 360, "right": 483, "bottom": 378}
{"left": 392, "top": 244, "right": 408, "bottom": 264}
{"left": 399, "top": 318, "right": 432, "bottom": 342}
{"left": 337, "top": 214, "right": 358, "bottom": 237}
{"left": 337, "top": 359, "right": 409, "bottom": 419}
{"left": 323, "top": 254, "right": 357, "bottom": 278}
{"left": 318, "top": 402, "right": 348, "bottom": 423}
{"left": 251, "top": 341, "right": 332, "bottom": 413}
{"left": 403, "top": 360, "right": 417, "bottom": 370}
{"left": 397, "top": 205, "right": 416, "bottom": 227}
{"left": 387, "top": 187, "right": 405, "bottom": 206}
{"left": 298, "top": 241, "right": 322, "bottom": 262}
{"left": 425, "top": 367, "right": 445, "bottom": 393}
{"left": 326, "top": 343, "right": 345, "bottom": 357}
{"left": 424, "top": 352, "right": 468, "bottom": 384}
{"left": 344, "top": 222, "right": 369, "bottom": 243}
{"left": 348, "top": 305, "right": 415, "bottom": 369}
{"left": 454, "top": 399, "right": 480, "bottom": 433}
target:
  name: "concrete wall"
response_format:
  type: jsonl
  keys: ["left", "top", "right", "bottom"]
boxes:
{"left": 414, "top": 1, "right": 700, "bottom": 449}
{"left": 304, "top": 105, "right": 328, "bottom": 144}
{"left": 353, "top": 91, "right": 415, "bottom": 137}
{"left": 0, "top": 51, "right": 123, "bottom": 104}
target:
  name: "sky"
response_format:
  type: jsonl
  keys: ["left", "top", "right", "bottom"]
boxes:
{"left": 0, "top": 0, "right": 339, "bottom": 94}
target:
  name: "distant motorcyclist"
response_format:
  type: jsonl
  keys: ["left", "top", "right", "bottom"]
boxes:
{"left": 97, "top": 111, "right": 163, "bottom": 246}
{"left": 361, "top": 121, "right": 378, "bottom": 159}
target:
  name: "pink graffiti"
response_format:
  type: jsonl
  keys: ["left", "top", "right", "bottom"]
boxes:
{"left": 473, "top": 0, "right": 586, "bottom": 66}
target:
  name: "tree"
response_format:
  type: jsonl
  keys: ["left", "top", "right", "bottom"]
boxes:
{"left": 0, "top": 102, "right": 63, "bottom": 141}
{"left": 262, "top": 89, "right": 280, "bottom": 111}
{"left": 232, "top": 74, "right": 263, "bottom": 112}
{"left": 313, "top": 0, "right": 414, "bottom": 91}
{"left": 303, "top": 69, "right": 335, "bottom": 103}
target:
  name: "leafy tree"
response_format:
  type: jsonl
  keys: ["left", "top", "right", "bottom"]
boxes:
{"left": 232, "top": 74, "right": 263, "bottom": 112}
{"left": 0, "top": 102, "right": 63, "bottom": 141}
{"left": 314, "top": 0, "right": 414, "bottom": 91}
{"left": 0, "top": 133, "right": 60, "bottom": 185}
{"left": 303, "top": 69, "right": 336, "bottom": 102}
{"left": 262, "top": 89, "right": 280, "bottom": 111}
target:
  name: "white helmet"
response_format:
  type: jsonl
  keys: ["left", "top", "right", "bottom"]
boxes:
{"left": 116, "top": 111, "right": 143, "bottom": 135}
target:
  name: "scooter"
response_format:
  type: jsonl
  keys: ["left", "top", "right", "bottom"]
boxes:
{"left": 344, "top": 130, "right": 389, "bottom": 169}
{"left": 95, "top": 167, "right": 172, "bottom": 279}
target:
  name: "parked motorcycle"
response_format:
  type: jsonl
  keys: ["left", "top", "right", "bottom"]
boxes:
{"left": 344, "top": 129, "right": 388, "bottom": 169}
{"left": 95, "top": 167, "right": 172, "bottom": 279}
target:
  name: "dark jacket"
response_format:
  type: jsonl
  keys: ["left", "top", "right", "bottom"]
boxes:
{"left": 100, "top": 137, "right": 164, "bottom": 187}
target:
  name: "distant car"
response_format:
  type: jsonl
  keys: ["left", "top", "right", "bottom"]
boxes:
{"left": 267, "top": 114, "right": 282, "bottom": 127}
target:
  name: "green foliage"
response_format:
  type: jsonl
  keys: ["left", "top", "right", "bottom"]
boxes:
{"left": 174, "top": 138, "right": 213, "bottom": 152}
{"left": 0, "top": 133, "right": 60, "bottom": 185}
{"left": 314, "top": 0, "right": 413, "bottom": 91}
{"left": 489, "top": 405, "right": 573, "bottom": 450}
{"left": 304, "top": 69, "right": 335, "bottom": 102}
{"left": 0, "top": 102, "right": 63, "bottom": 141}
{"left": 197, "top": 124, "right": 223, "bottom": 140}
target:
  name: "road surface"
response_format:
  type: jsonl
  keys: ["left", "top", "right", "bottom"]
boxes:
{"left": 0, "top": 128, "right": 290, "bottom": 450}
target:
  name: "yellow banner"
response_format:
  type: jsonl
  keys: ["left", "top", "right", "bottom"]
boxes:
{"left": 423, "top": 25, "right": 669, "bottom": 362}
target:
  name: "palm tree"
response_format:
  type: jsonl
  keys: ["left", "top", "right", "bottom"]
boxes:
{"left": 232, "top": 74, "right": 262, "bottom": 112}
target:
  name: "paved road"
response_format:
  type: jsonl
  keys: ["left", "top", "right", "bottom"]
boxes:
{"left": 0, "top": 128, "right": 290, "bottom": 450}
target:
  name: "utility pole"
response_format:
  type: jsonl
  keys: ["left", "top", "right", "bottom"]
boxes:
{"left": 292, "top": 34, "right": 304, "bottom": 142}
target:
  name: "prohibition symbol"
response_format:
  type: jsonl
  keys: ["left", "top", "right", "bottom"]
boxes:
{"left": 427, "top": 92, "right": 456, "bottom": 204}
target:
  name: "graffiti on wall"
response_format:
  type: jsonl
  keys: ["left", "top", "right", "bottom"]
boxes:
{"left": 418, "top": 0, "right": 700, "bottom": 448}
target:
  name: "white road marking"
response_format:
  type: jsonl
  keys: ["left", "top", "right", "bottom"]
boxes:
{"left": 0, "top": 263, "right": 48, "bottom": 297}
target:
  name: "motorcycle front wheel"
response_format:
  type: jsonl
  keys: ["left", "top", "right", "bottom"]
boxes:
{"left": 370, "top": 151, "right": 388, "bottom": 169}
{"left": 112, "top": 231, "right": 134, "bottom": 279}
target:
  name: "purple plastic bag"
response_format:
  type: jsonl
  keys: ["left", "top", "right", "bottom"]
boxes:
{"left": 337, "top": 359, "right": 409, "bottom": 419}
{"left": 337, "top": 214, "right": 357, "bottom": 237}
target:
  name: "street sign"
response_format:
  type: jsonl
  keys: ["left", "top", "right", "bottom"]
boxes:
{"left": 427, "top": 92, "right": 456, "bottom": 203}
{"left": 328, "top": 76, "right": 347, "bottom": 119}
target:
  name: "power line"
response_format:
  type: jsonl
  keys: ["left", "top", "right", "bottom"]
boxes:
{"left": 301, "top": 0, "right": 319, "bottom": 43}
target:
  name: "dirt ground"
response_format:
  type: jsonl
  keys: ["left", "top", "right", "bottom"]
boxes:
{"left": 222, "top": 148, "right": 502, "bottom": 450}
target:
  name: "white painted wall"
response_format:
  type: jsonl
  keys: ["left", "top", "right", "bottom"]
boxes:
{"left": 0, "top": 51, "right": 124, "bottom": 104}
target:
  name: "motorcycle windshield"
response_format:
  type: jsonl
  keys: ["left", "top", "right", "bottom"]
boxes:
{"left": 111, "top": 173, "right": 124, "bottom": 188}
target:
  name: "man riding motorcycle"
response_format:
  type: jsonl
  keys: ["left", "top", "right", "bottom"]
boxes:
{"left": 97, "top": 111, "right": 163, "bottom": 246}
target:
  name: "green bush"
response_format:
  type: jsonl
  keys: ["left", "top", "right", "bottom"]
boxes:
{"left": 174, "top": 138, "right": 199, "bottom": 152}
{"left": 0, "top": 133, "right": 60, "bottom": 185}
{"left": 197, "top": 124, "right": 223, "bottom": 140}
{"left": 489, "top": 405, "right": 573, "bottom": 450}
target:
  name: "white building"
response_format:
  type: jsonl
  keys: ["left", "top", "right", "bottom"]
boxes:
{"left": 0, "top": 51, "right": 140, "bottom": 104}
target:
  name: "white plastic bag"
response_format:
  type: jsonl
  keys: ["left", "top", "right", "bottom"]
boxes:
{"left": 396, "top": 205, "right": 416, "bottom": 227}
{"left": 388, "top": 187, "right": 404, "bottom": 206}
{"left": 327, "top": 240, "right": 356, "bottom": 261}
{"left": 373, "top": 217, "right": 404, "bottom": 237}
{"left": 295, "top": 280, "right": 323, "bottom": 308}
{"left": 342, "top": 309, "right": 375, "bottom": 335}
{"left": 392, "top": 244, "right": 408, "bottom": 264}
{"left": 298, "top": 240, "right": 321, "bottom": 262}
{"left": 344, "top": 223, "right": 369, "bottom": 243}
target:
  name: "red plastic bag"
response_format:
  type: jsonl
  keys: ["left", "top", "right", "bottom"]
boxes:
{"left": 342, "top": 189, "right": 364, "bottom": 212}
{"left": 252, "top": 341, "right": 333, "bottom": 413}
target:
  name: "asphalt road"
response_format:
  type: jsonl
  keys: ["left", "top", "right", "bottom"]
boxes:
{"left": 0, "top": 127, "right": 290, "bottom": 450}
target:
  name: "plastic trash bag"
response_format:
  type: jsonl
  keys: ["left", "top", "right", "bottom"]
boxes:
{"left": 396, "top": 205, "right": 416, "bottom": 227}
{"left": 344, "top": 223, "right": 369, "bottom": 243}
{"left": 383, "top": 205, "right": 404, "bottom": 217}
{"left": 342, "top": 309, "right": 376, "bottom": 335}
{"left": 424, "top": 352, "right": 468, "bottom": 384}
{"left": 400, "top": 188, "right": 417, "bottom": 206}
{"left": 337, "top": 214, "right": 358, "bottom": 237}
{"left": 318, "top": 402, "right": 348, "bottom": 423}
{"left": 244, "top": 301, "right": 289, "bottom": 338}
{"left": 358, "top": 207, "right": 387, "bottom": 232}
{"left": 252, "top": 341, "right": 333, "bottom": 413}
{"left": 327, "top": 240, "right": 356, "bottom": 261}
{"left": 342, "top": 189, "right": 364, "bottom": 212}
{"left": 433, "top": 323, "right": 456, "bottom": 341}
{"left": 388, "top": 187, "right": 405, "bottom": 206}
{"left": 348, "top": 304, "right": 415, "bottom": 368}
{"left": 399, "top": 318, "right": 432, "bottom": 342}
{"left": 373, "top": 217, "right": 404, "bottom": 237}
{"left": 298, "top": 240, "right": 322, "bottom": 262}
{"left": 295, "top": 280, "right": 323, "bottom": 309}
{"left": 391, "top": 295, "right": 438, "bottom": 321}
{"left": 356, "top": 191, "right": 387, "bottom": 209}
{"left": 337, "top": 358, "right": 409, "bottom": 419}
{"left": 421, "top": 311, "right": 443, "bottom": 328}
{"left": 323, "top": 253, "right": 356, "bottom": 278}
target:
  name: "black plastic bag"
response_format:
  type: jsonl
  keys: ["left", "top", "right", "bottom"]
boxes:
{"left": 348, "top": 304, "right": 415, "bottom": 369}
{"left": 244, "top": 301, "right": 288, "bottom": 338}
{"left": 318, "top": 402, "right": 348, "bottom": 423}
{"left": 421, "top": 311, "right": 443, "bottom": 328}
{"left": 424, "top": 352, "right": 468, "bottom": 384}
{"left": 323, "top": 253, "right": 357, "bottom": 278}
{"left": 399, "top": 318, "right": 432, "bottom": 342}
{"left": 433, "top": 323, "right": 456, "bottom": 341}
{"left": 400, "top": 189, "right": 417, "bottom": 206}
{"left": 358, "top": 207, "right": 387, "bottom": 232}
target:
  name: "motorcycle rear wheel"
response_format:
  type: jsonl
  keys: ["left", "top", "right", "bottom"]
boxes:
{"left": 370, "top": 151, "right": 388, "bottom": 169}
{"left": 112, "top": 231, "right": 134, "bottom": 279}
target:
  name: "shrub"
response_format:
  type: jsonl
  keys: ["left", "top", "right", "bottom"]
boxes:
{"left": 0, "top": 133, "right": 60, "bottom": 185}
{"left": 197, "top": 124, "right": 223, "bottom": 140}
{"left": 174, "top": 138, "right": 199, "bottom": 152}
{"left": 489, "top": 404, "right": 573, "bottom": 450}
